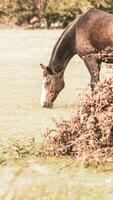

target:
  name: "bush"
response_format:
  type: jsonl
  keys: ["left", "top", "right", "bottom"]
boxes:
{"left": 44, "top": 77, "right": 113, "bottom": 165}
{"left": 44, "top": 0, "right": 85, "bottom": 28}
{"left": 0, "top": 0, "right": 42, "bottom": 26}
{"left": 0, "top": 0, "right": 113, "bottom": 28}
{"left": 44, "top": 0, "right": 113, "bottom": 28}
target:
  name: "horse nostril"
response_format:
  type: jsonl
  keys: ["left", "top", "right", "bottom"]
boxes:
{"left": 42, "top": 104, "right": 46, "bottom": 108}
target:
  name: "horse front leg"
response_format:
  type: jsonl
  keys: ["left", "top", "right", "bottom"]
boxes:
{"left": 83, "top": 55, "right": 101, "bottom": 91}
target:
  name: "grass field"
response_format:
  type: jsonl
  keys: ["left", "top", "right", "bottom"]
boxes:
{"left": 0, "top": 29, "right": 113, "bottom": 199}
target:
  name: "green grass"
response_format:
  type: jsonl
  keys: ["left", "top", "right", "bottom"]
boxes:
{"left": 0, "top": 29, "right": 112, "bottom": 199}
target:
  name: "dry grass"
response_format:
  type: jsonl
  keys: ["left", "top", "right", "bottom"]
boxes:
{"left": 0, "top": 29, "right": 111, "bottom": 139}
{"left": 0, "top": 159, "right": 113, "bottom": 200}
{"left": 0, "top": 29, "right": 112, "bottom": 199}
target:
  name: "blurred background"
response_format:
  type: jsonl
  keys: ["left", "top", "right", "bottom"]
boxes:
{"left": 0, "top": 0, "right": 113, "bottom": 29}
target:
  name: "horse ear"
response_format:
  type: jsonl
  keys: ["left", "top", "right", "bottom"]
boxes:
{"left": 46, "top": 67, "right": 53, "bottom": 75}
{"left": 40, "top": 64, "right": 53, "bottom": 74}
{"left": 40, "top": 63, "right": 46, "bottom": 70}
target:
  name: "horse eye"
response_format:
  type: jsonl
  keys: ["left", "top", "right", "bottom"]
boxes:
{"left": 46, "top": 82, "right": 49, "bottom": 85}
{"left": 46, "top": 80, "right": 50, "bottom": 85}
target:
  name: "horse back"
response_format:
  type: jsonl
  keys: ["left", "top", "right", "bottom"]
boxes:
{"left": 75, "top": 9, "right": 113, "bottom": 56}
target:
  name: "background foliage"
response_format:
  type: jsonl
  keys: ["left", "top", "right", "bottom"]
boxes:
{"left": 0, "top": 0, "right": 113, "bottom": 28}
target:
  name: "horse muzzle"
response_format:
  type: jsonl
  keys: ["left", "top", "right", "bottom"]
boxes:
{"left": 42, "top": 102, "right": 53, "bottom": 108}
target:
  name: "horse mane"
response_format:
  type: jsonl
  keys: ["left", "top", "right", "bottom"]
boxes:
{"left": 49, "top": 19, "right": 76, "bottom": 65}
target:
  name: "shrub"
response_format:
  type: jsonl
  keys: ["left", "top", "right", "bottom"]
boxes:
{"left": 44, "top": 77, "right": 113, "bottom": 165}
{"left": 0, "top": 0, "right": 113, "bottom": 27}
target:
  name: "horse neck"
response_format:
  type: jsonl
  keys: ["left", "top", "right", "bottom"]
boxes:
{"left": 49, "top": 23, "right": 76, "bottom": 73}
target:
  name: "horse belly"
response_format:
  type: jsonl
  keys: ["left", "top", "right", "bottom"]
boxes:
{"left": 89, "top": 20, "right": 113, "bottom": 50}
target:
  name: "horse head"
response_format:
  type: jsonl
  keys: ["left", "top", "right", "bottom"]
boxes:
{"left": 40, "top": 64, "right": 65, "bottom": 108}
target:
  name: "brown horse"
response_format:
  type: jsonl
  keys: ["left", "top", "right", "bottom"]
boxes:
{"left": 40, "top": 9, "right": 113, "bottom": 108}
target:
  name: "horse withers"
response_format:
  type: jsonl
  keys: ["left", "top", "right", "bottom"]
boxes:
{"left": 40, "top": 9, "right": 113, "bottom": 108}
